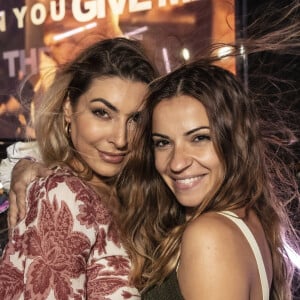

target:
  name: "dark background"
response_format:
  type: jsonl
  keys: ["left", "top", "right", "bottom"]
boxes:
{"left": 244, "top": 0, "right": 300, "bottom": 297}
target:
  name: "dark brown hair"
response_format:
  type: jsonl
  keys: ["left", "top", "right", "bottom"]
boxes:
{"left": 117, "top": 59, "right": 299, "bottom": 299}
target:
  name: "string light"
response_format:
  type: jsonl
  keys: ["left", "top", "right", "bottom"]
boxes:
{"left": 182, "top": 48, "right": 190, "bottom": 61}
{"left": 162, "top": 48, "right": 171, "bottom": 73}
{"left": 125, "top": 26, "right": 148, "bottom": 37}
{"left": 53, "top": 22, "right": 97, "bottom": 41}
{"left": 217, "top": 45, "right": 233, "bottom": 59}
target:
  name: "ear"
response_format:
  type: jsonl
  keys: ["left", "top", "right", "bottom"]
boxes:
{"left": 63, "top": 98, "right": 72, "bottom": 123}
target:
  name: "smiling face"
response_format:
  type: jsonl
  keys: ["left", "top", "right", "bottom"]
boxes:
{"left": 152, "top": 94, "right": 224, "bottom": 210}
{"left": 64, "top": 76, "right": 148, "bottom": 178}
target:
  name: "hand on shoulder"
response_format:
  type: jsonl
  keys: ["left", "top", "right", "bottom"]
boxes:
{"left": 8, "top": 158, "right": 53, "bottom": 228}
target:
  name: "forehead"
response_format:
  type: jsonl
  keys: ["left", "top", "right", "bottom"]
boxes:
{"left": 78, "top": 76, "right": 148, "bottom": 112}
{"left": 152, "top": 95, "right": 209, "bottom": 131}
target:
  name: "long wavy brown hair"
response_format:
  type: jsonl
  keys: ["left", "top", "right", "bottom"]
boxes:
{"left": 116, "top": 58, "right": 299, "bottom": 299}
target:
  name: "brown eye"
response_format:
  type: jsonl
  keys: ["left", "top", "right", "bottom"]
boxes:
{"left": 92, "top": 108, "right": 110, "bottom": 119}
{"left": 129, "top": 112, "right": 141, "bottom": 124}
{"left": 193, "top": 135, "right": 211, "bottom": 142}
{"left": 153, "top": 139, "right": 169, "bottom": 148}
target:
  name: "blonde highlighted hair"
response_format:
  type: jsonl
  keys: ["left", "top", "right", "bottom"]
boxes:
{"left": 34, "top": 37, "right": 158, "bottom": 178}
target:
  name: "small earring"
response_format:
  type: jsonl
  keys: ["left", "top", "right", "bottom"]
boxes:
{"left": 64, "top": 122, "right": 71, "bottom": 137}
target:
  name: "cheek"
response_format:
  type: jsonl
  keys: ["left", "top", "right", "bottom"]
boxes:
{"left": 211, "top": 155, "right": 224, "bottom": 182}
{"left": 71, "top": 118, "right": 104, "bottom": 145}
{"left": 199, "top": 146, "right": 223, "bottom": 178}
{"left": 154, "top": 152, "right": 166, "bottom": 174}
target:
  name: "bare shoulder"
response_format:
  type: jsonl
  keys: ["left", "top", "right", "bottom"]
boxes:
{"left": 182, "top": 212, "right": 245, "bottom": 250}
{"left": 178, "top": 212, "right": 252, "bottom": 299}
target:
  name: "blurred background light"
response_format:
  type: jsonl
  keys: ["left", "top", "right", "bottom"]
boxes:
{"left": 53, "top": 22, "right": 97, "bottom": 41}
{"left": 182, "top": 48, "right": 190, "bottom": 61}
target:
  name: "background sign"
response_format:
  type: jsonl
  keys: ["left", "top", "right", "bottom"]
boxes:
{"left": 0, "top": 0, "right": 235, "bottom": 141}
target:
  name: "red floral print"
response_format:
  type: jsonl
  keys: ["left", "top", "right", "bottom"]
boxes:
{"left": 0, "top": 263, "right": 24, "bottom": 299}
{"left": 0, "top": 167, "right": 140, "bottom": 299}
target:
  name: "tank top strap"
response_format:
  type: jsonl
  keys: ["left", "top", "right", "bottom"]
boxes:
{"left": 217, "top": 211, "right": 269, "bottom": 300}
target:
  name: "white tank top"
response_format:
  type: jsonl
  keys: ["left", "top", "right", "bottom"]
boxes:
{"left": 218, "top": 211, "right": 269, "bottom": 300}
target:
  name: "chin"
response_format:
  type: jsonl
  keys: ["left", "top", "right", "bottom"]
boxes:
{"left": 98, "top": 167, "right": 121, "bottom": 178}
{"left": 177, "top": 197, "right": 203, "bottom": 208}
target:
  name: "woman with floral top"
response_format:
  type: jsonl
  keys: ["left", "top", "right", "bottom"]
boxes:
{"left": 0, "top": 37, "right": 157, "bottom": 299}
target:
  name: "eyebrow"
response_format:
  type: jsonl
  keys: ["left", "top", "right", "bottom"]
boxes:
{"left": 90, "top": 98, "right": 118, "bottom": 112}
{"left": 152, "top": 126, "right": 209, "bottom": 138}
{"left": 90, "top": 98, "right": 142, "bottom": 119}
{"left": 185, "top": 126, "right": 209, "bottom": 135}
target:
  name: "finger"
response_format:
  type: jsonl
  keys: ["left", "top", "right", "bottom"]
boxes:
{"left": 11, "top": 178, "right": 28, "bottom": 222}
{"left": 33, "top": 163, "right": 53, "bottom": 178}
{"left": 8, "top": 190, "right": 19, "bottom": 228}
{"left": 11, "top": 159, "right": 38, "bottom": 186}
{"left": 15, "top": 188, "right": 27, "bottom": 221}
{"left": 8, "top": 227, "right": 13, "bottom": 239}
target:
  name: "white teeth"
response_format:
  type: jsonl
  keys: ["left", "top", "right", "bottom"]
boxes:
{"left": 176, "top": 176, "right": 201, "bottom": 184}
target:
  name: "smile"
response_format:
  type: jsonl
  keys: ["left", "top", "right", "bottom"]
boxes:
{"left": 173, "top": 175, "right": 204, "bottom": 190}
{"left": 98, "top": 150, "right": 127, "bottom": 164}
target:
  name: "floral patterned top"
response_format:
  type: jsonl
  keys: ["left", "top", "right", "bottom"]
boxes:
{"left": 0, "top": 166, "right": 140, "bottom": 300}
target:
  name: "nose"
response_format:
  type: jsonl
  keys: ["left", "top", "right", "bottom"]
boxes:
{"left": 109, "top": 122, "right": 128, "bottom": 150}
{"left": 169, "top": 145, "right": 192, "bottom": 173}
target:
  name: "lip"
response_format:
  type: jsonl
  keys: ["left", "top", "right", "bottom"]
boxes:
{"left": 172, "top": 175, "right": 205, "bottom": 191}
{"left": 98, "top": 150, "right": 127, "bottom": 164}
